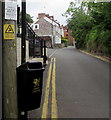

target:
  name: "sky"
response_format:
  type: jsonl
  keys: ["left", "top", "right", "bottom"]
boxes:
{"left": 18, "top": 0, "right": 76, "bottom": 25}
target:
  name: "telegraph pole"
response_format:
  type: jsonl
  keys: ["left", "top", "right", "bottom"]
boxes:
{"left": 2, "top": 0, "right": 18, "bottom": 118}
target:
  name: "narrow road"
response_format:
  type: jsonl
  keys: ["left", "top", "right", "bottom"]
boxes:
{"left": 29, "top": 46, "right": 109, "bottom": 119}
{"left": 48, "top": 46, "right": 109, "bottom": 118}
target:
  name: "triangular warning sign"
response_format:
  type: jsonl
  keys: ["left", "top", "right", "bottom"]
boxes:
{"left": 5, "top": 25, "right": 14, "bottom": 33}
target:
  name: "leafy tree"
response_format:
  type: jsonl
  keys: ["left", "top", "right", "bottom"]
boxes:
{"left": 19, "top": 12, "right": 34, "bottom": 23}
{"left": 63, "top": 1, "right": 111, "bottom": 57}
{"left": 26, "top": 13, "right": 34, "bottom": 23}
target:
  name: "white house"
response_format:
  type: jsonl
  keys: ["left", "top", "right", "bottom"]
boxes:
{"left": 31, "top": 13, "right": 63, "bottom": 47}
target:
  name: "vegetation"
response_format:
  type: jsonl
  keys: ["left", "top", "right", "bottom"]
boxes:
{"left": 19, "top": 12, "right": 34, "bottom": 23}
{"left": 61, "top": 37, "right": 68, "bottom": 47}
{"left": 63, "top": 1, "right": 111, "bottom": 57}
{"left": 61, "top": 37, "right": 68, "bottom": 43}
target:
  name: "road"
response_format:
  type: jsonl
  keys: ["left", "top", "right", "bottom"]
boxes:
{"left": 29, "top": 46, "right": 109, "bottom": 119}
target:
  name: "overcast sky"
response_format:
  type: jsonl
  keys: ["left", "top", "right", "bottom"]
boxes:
{"left": 18, "top": 0, "right": 76, "bottom": 25}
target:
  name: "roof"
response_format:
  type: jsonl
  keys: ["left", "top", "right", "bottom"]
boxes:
{"left": 31, "top": 13, "right": 61, "bottom": 28}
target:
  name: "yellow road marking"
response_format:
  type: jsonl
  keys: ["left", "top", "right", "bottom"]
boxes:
{"left": 41, "top": 58, "right": 53, "bottom": 119}
{"left": 51, "top": 58, "right": 58, "bottom": 119}
{"left": 80, "top": 50, "right": 110, "bottom": 62}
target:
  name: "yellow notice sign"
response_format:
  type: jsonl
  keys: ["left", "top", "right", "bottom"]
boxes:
{"left": 4, "top": 24, "right": 15, "bottom": 40}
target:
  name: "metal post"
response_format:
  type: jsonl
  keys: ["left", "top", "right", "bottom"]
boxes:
{"left": 43, "top": 40, "right": 47, "bottom": 66}
{"left": 21, "top": 1, "right": 26, "bottom": 64}
{"left": 20, "top": 1, "right": 27, "bottom": 119}
{"left": 17, "top": 6, "right": 20, "bottom": 38}
{"left": 51, "top": 22, "right": 54, "bottom": 48}
{"left": 33, "top": 33, "right": 35, "bottom": 57}
{"left": 17, "top": 6, "right": 20, "bottom": 25}
{"left": 41, "top": 39, "right": 43, "bottom": 57}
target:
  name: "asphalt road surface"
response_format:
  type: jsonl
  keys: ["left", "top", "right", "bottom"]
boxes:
{"left": 29, "top": 46, "right": 109, "bottom": 119}
{"left": 48, "top": 46, "right": 109, "bottom": 118}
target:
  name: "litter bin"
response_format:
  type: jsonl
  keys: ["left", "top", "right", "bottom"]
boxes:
{"left": 16, "top": 62, "right": 45, "bottom": 111}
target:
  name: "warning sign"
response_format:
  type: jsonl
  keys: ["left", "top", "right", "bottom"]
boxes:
{"left": 4, "top": 24, "right": 15, "bottom": 40}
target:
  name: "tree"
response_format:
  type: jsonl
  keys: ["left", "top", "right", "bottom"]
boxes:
{"left": 63, "top": 1, "right": 111, "bottom": 57}
{"left": 26, "top": 13, "right": 34, "bottom": 23}
{"left": 63, "top": 2, "right": 94, "bottom": 48}
{"left": 19, "top": 12, "right": 33, "bottom": 23}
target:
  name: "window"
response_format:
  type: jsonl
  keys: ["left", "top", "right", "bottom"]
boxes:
{"left": 34, "top": 24, "right": 39, "bottom": 29}
{"left": 35, "top": 25, "right": 38, "bottom": 28}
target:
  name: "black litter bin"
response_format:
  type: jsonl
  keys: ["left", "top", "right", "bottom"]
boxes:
{"left": 16, "top": 62, "right": 45, "bottom": 111}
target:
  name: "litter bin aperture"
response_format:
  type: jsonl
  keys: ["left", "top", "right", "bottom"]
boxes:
{"left": 17, "top": 62, "right": 45, "bottom": 111}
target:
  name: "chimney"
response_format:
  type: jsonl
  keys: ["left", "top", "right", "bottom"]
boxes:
{"left": 49, "top": 16, "right": 54, "bottom": 20}
{"left": 38, "top": 13, "right": 46, "bottom": 19}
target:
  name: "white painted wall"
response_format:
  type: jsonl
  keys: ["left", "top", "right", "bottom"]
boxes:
{"left": 17, "top": 38, "right": 29, "bottom": 67}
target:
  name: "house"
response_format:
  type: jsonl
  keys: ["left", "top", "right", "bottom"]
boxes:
{"left": 31, "top": 13, "right": 63, "bottom": 48}
{"left": 63, "top": 26, "right": 75, "bottom": 46}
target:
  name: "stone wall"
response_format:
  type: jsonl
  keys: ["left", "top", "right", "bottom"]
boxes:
{"left": 34, "top": 18, "right": 52, "bottom": 36}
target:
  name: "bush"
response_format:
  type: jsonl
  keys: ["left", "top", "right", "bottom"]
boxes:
{"left": 61, "top": 37, "right": 68, "bottom": 43}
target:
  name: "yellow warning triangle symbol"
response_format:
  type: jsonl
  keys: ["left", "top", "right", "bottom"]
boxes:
{"left": 5, "top": 25, "right": 14, "bottom": 33}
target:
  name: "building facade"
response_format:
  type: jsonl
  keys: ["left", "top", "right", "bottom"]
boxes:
{"left": 63, "top": 26, "right": 75, "bottom": 46}
{"left": 31, "top": 13, "right": 63, "bottom": 47}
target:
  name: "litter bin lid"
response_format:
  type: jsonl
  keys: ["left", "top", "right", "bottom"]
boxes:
{"left": 28, "top": 62, "right": 42, "bottom": 69}
{"left": 17, "top": 62, "right": 43, "bottom": 70}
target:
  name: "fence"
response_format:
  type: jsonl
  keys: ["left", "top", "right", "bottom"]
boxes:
{"left": 26, "top": 23, "right": 47, "bottom": 64}
{"left": 17, "top": 22, "right": 47, "bottom": 65}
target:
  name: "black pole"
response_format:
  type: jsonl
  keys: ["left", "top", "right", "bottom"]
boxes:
{"left": 41, "top": 39, "right": 43, "bottom": 57}
{"left": 17, "top": 6, "right": 20, "bottom": 25}
{"left": 43, "top": 40, "right": 47, "bottom": 66}
{"left": 33, "top": 33, "right": 35, "bottom": 58}
{"left": 21, "top": 1, "right": 26, "bottom": 64}
{"left": 20, "top": 1, "right": 27, "bottom": 119}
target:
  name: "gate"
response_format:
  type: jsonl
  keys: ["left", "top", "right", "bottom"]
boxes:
{"left": 26, "top": 23, "right": 43, "bottom": 57}
{"left": 26, "top": 23, "right": 47, "bottom": 65}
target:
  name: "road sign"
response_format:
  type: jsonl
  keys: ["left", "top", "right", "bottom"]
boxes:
{"left": 4, "top": 24, "right": 15, "bottom": 40}
{"left": 5, "top": 0, "right": 17, "bottom": 20}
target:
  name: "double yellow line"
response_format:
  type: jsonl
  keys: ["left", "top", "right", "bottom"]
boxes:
{"left": 41, "top": 58, "right": 58, "bottom": 119}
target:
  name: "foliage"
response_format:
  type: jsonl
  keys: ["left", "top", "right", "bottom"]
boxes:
{"left": 61, "top": 37, "right": 68, "bottom": 43}
{"left": 19, "top": 12, "right": 34, "bottom": 23}
{"left": 26, "top": 13, "right": 34, "bottom": 23}
{"left": 63, "top": 1, "right": 111, "bottom": 57}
